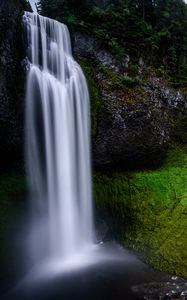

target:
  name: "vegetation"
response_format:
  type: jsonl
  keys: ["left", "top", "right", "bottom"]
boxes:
{"left": 78, "top": 58, "right": 103, "bottom": 136}
{"left": 38, "top": 0, "right": 187, "bottom": 85}
{"left": 94, "top": 144, "right": 187, "bottom": 277}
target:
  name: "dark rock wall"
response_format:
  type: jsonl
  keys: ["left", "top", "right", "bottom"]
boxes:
{"left": 93, "top": 77, "right": 187, "bottom": 170}
{"left": 0, "top": 0, "right": 27, "bottom": 172}
{"left": 74, "top": 32, "right": 187, "bottom": 171}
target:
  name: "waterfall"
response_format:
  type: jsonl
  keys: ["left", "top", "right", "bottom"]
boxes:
{"left": 23, "top": 11, "right": 94, "bottom": 264}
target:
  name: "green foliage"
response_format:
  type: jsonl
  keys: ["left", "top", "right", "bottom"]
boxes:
{"left": 98, "top": 64, "right": 140, "bottom": 88}
{"left": 38, "top": 0, "right": 90, "bottom": 28}
{"left": 156, "top": 65, "right": 165, "bottom": 77}
{"left": 94, "top": 144, "right": 187, "bottom": 278}
{"left": 39, "top": 0, "right": 187, "bottom": 85}
{"left": 122, "top": 75, "right": 140, "bottom": 87}
{"left": 77, "top": 58, "right": 102, "bottom": 136}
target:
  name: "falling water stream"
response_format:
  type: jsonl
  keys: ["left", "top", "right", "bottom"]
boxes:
{"left": 23, "top": 11, "right": 94, "bottom": 264}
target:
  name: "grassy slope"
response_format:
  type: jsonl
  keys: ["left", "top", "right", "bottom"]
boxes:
{"left": 94, "top": 144, "right": 187, "bottom": 278}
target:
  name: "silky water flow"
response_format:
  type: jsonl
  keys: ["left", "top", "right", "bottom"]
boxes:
{"left": 23, "top": 11, "right": 94, "bottom": 267}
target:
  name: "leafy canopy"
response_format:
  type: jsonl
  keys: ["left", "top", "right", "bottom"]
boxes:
{"left": 38, "top": 0, "right": 187, "bottom": 85}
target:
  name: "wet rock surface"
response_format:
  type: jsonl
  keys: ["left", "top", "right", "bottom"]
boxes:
{"left": 73, "top": 31, "right": 121, "bottom": 72}
{"left": 132, "top": 276, "right": 187, "bottom": 300}
{"left": 73, "top": 33, "right": 187, "bottom": 171}
{"left": 93, "top": 75, "right": 186, "bottom": 170}
{"left": 0, "top": 0, "right": 28, "bottom": 172}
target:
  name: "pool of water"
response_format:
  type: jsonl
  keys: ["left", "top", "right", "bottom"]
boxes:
{"left": 2, "top": 242, "right": 176, "bottom": 300}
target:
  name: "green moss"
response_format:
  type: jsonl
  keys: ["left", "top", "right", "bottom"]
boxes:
{"left": 78, "top": 58, "right": 102, "bottom": 137}
{"left": 98, "top": 64, "right": 140, "bottom": 89}
{"left": 95, "top": 64, "right": 150, "bottom": 108}
{"left": 94, "top": 144, "right": 187, "bottom": 278}
{"left": 78, "top": 60, "right": 150, "bottom": 135}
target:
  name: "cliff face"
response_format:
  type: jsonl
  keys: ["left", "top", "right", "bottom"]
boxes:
{"left": 74, "top": 32, "right": 187, "bottom": 171}
{"left": 0, "top": 0, "right": 29, "bottom": 172}
{"left": 93, "top": 74, "right": 187, "bottom": 170}
{"left": 74, "top": 32, "right": 187, "bottom": 278}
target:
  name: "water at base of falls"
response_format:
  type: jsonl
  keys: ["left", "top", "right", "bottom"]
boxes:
{"left": 3, "top": 243, "right": 166, "bottom": 300}
{"left": 23, "top": 11, "right": 94, "bottom": 265}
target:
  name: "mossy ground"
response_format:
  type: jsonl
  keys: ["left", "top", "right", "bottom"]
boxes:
{"left": 94, "top": 144, "right": 187, "bottom": 278}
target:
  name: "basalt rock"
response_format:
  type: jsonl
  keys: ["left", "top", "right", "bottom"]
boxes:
{"left": 0, "top": 0, "right": 29, "bottom": 172}
{"left": 93, "top": 76, "right": 187, "bottom": 170}
{"left": 73, "top": 32, "right": 187, "bottom": 170}
{"left": 73, "top": 31, "right": 121, "bottom": 72}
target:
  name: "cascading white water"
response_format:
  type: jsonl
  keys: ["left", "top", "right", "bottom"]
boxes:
{"left": 23, "top": 11, "right": 94, "bottom": 264}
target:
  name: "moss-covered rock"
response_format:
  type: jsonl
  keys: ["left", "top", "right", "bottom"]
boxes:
{"left": 73, "top": 31, "right": 187, "bottom": 172}
{"left": 93, "top": 67, "right": 186, "bottom": 170}
{"left": 94, "top": 144, "right": 187, "bottom": 278}
{"left": 77, "top": 57, "right": 103, "bottom": 137}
